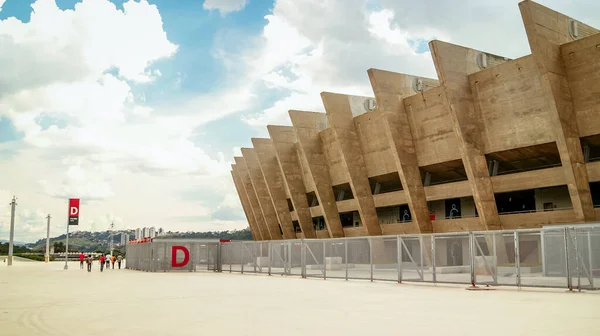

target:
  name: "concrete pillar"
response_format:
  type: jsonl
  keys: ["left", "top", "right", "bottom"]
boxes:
{"left": 231, "top": 166, "right": 261, "bottom": 241}
{"left": 320, "top": 92, "right": 382, "bottom": 236}
{"left": 520, "top": 0, "right": 597, "bottom": 222}
{"left": 289, "top": 110, "right": 344, "bottom": 238}
{"left": 234, "top": 157, "right": 270, "bottom": 240}
{"left": 267, "top": 125, "right": 317, "bottom": 238}
{"left": 367, "top": 69, "right": 438, "bottom": 234}
{"left": 430, "top": 40, "right": 505, "bottom": 231}
{"left": 252, "top": 138, "right": 297, "bottom": 239}
{"left": 241, "top": 148, "right": 284, "bottom": 240}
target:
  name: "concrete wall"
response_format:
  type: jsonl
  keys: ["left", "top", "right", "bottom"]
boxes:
{"left": 404, "top": 86, "right": 461, "bottom": 167}
{"left": 354, "top": 111, "right": 397, "bottom": 177}
{"left": 469, "top": 55, "right": 554, "bottom": 153}
{"left": 561, "top": 33, "right": 600, "bottom": 137}
{"left": 319, "top": 128, "right": 349, "bottom": 187}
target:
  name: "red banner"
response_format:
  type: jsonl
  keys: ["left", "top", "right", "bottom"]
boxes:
{"left": 68, "top": 198, "right": 80, "bottom": 225}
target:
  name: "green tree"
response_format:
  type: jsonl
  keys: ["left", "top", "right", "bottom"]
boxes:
{"left": 0, "top": 243, "right": 32, "bottom": 254}
{"left": 53, "top": 242, "right": 65, "bottom": 253}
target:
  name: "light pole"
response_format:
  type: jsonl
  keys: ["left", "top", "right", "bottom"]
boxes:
{"left": 110, "top": 221, "right": 114, "bottom": 256}
{"left": 64, "top": 219, "right": 70, "bottom": 270}
{"left": 45, "top": 214, "right": 51, "bottom": 263}
{"left": 7, "top": 196, "right": 17, "bottom": 266}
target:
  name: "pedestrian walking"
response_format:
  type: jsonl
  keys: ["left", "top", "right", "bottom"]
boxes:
{"left": 86, "top": 255, "right": 93, "bottom": 272}
{"left": 117, "top": 255, "right": 123, "bottom": 269}
{"left": 99, "top": 254, "right": 105, "bottom": 272}
{"left": 79, "top": 252, "right": 85, "bottom": 269}
{"left": 111, "top": 255, "right": 116, "bottom": 269}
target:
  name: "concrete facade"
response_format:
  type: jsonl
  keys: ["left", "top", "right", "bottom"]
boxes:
{"left": 231, "top": 1, "right": 600, "bottom": 241}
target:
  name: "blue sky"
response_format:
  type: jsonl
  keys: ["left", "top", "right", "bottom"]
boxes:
{"left": 1, "top": 0, "right": 598, "bottom": 242}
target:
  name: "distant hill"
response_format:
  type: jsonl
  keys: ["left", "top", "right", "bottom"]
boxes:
{"left": 0, "top": 240, "right": 28, "bottom": 246}
{"left": 27, "top": 227, "right": 253, "bottom": 253}
{"left": 28, "top": 229, "right": 135, "bottom": 253}
{"left": 160, "top": 228, "right": 252, "bottom": 240}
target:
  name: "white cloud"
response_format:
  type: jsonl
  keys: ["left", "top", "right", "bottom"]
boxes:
{"left": 203, "top": 0, "right": 248, "bottom": 15}
{"left": 0, "top": 0, "right": 5, "bottom": 12}
{"left": 212, "top": 0, "right": 600, "bottom": 130}
{"left": 224, "top": 0, "right": 439, "bottom": 127}
{"left": 0, "top": 0, "right": 177, "bottom": 98}
{"left": 0, "top": 0, "right": 244, "bottom": 242}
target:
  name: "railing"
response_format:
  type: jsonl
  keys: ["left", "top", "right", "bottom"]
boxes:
{"left": 498, "top": 206, "right": 574, "bottom": 215}
{"left": 495, "top": 162, "right": 562, "bottom": 176}
{"left": 127, "top": 226, "right": 600, "bottom": 291}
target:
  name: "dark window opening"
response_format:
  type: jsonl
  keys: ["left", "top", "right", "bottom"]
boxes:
{"left": 312, "top": 216, "right": 326, "bottom": 231}
{"left": 332, "top": 183, "right": 354, "bottom": 201}
{"left": 581, "top": 135, "right": 600, "bottom": 163}
{"left": 287, "top": 198, "right": 294, "bottom": 211}
{"left": 494, "top": 186, "right": 572, "bottom": 215}
{"left": 340, "top": 211, "right": 359, "bottom": 228}
{"left": 306, "top": 191, "right": 319, "bottom": 207}
{"left": 590, "top": 182, "right": 600, "bottom": 207}
{"left": 292, "top": 221, "right": 301, "bottom": 233}
{"left": 369, "top": 172, "right": 403, "bottom": 194}
{"left": 495, "top": 189, "right": 536, "bottom": 214}
{"left": 420, "top": 159, "right": 468, "bottom": 186}
{"left": 376, "top": 205, "right": 411, "bottom": 224}
{"left": 445, "top": 198, "right": 462, "bottom": 219}
{"left": 428, "top": 197, "right": 478, "bottom": 220}
{"left": 485, "top": 142, "right": 561, "bottom": 176}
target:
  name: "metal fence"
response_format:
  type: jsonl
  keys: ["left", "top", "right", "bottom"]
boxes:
{"left": 128, "top": 226, "right": 600, "bottom": 290}
{"left": 126, "top": 239, "right": 221, "bottom": 272}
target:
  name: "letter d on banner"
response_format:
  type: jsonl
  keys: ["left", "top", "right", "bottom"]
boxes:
{"left": 68, "top": 198, "right": 80, "bottom": 225}
{"left": 171, "top": 246, "right": 190, "bottom": 267}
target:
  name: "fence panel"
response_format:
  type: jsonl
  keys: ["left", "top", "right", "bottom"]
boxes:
{"left": 324, "top": 239, "right": 346, "bottom": 279}
{"left": 346, "top": 237, "right": 371, "bottom": 280}
{"left": 398, "top": 236, "right": 424, "bottom": 282}
{"left": 372, "top": 236, "right": 398, "bottom": 282}
{"left": 289, "top": 240, "right": 303, "bottom": 276}
{"left": 305, "top": 240, "right": 325, "bottom": 278}
{"left": 153, "top": 241, "right": 167, "bottom": 272}
{"left": 270, "top": 241, "right": 289, "bottom": 275}
{"left": 473, "top": 232, "right": 498, "bottom": 286}
{"left": 568, "top": 227, "right": 596, "bottom": 290}
{"left": 434, "top": 233, "right": 472, "bottom": 284}
{"left": 523, "top": 229, "right": 566, "bottom": 288}
{"left": 241, "top": 241, "right": 261, "bottom": 273}
{"left": 227, "top": 242, "right": 244, "bottom": 272}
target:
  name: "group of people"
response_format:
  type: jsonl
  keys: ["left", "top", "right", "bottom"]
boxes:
{"left": 78, "top": 252, "right": 123, "bottom": 272}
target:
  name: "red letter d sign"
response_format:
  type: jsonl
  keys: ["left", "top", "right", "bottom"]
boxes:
{"left": 171, "top": 246, "right": 190, "bottom": 267}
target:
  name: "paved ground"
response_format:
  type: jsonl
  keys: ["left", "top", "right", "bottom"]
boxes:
{"left": 1, "top": 261, "right": 599, "bottom": 336}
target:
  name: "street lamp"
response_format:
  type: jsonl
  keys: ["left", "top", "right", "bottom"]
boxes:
{"left": 110, "top": 221, "right": 114, "bottom": 256}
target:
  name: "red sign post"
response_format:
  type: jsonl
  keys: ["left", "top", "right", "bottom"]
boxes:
{"left": 64, "top": 198, "right": 80, "bottom": 270}
{"left": 68, "top": 198, "right": 80, "bottom": 226}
